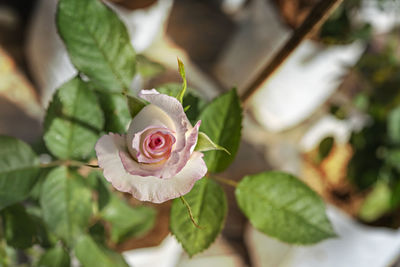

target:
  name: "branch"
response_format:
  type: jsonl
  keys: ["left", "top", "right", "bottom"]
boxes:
{"left": 40, "top": 160, "right": 99, "bottom": 169}
{"left": 212, "top": 176, "right": 238, "bottom": 187}
{"left": 240, "top": 0, "right": 344, "bottom": 104}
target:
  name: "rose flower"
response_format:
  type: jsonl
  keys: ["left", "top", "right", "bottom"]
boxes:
{"left": 95, "top": 89, "right": 207, "bottom": 203}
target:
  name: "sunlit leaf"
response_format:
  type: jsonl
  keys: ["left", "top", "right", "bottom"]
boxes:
{"left": 57, "top": 0, "right": 136, "bottom": 92}
{"left": 170, "top": 178, "right": 227, "bottom": 256}
{"left": 236, "top": 171, "right": 336, "bottom": 244}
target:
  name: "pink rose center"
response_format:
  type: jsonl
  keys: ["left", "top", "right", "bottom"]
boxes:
{"left": 137, "top": 129, "right": 176, "bottom": 164}
{"left": 149, "top": 135, "right": 163, "bottom": 149}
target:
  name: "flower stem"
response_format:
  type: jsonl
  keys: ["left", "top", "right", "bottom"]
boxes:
{"left": 212, "top": 176, "right": 238, "bottom": 188}
{"left": 40, "top": 160, "right": 99, "bottom": 169}
{"left": 0, "top": 218, "right": 9, "bottom": 267}
{"left": 180, "top": 196, "right": 202, "bottom": 229}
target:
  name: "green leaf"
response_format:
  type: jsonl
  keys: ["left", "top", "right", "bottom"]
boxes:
{"left": 97, "top": 92, "right": 131, "bottom": 133}
{"left": 89, "top": 171, "right": 156, "bottom": 243}
{"left": 156, "top": 83, "right": 207, "bottom": 125}
{"left": 329, "top": 105, "right": 347, "bottom": 120}
{"left": 1, "top": 204, "right": 37, "bottom": 249}
{"left": 385, "top": 149, "right": 400, "bottom": 172}
{"left": 136, "top": 55, "right": 165, "bottom": 79}
{"left": 30, "top": 214, "right": 55, "bottom": 249}
{"left": 348, "top": 123, "right": 384, "bottom": 189}
{"left": 29, "top": 169, "right": 51, "bottom": 201}
{"left": 44, "top": 77, "right": 104, "bottom": 160}
{"left": 388, "top": 106, "right": 400, "bottom": 144}
{"left": 195, "top": 132, "right": 230, "bottom": 154}
{"left": 318, "top": 136, "right": 334, "bottom": 162}
{"left": 37, "top": 246, "right": 70, "bottom": 267}
{"left": 88, "top": 171, "right": 111, "bottom": 211}
{"left": 176, "top": 58, "right": 187, "bottom": 103}
{"left": 101, "top": 195, "right": 156, "bottom": 244}
{"left": 359, "top": 182, "right": 392, "bottom": 222}
{"left": 235, "top": 171, "right": 336, "bottom": 244}
{"left": 0, "top": 136, "right": 40, "bottom": 210}
{"left": 40, "top": 166, "right": 92, "bottom": 245}
{"left": 353, "top": 93, "right": 369, "bottom": 111}
{"left": 127, "top": 94, "right": 146, "bottom": 118}
{"left": 170, "top": 178, "right": 227, "bottom": 256}
{"left": 75, "top": 235, "right": 129, "bottom": 267}
{"left": 0, "top": 241, "right": 16, "bottom": 267}
{"left": 198, "top": 89, "right": 242, "bottom": 173}
{"left": 89, "top": 222, "right": 107, "bottom": 245}
{"left": 392, "top": 179, "right": 400, "bottom": 210}
{"left": 57, "top": 0, "right": 136, "bottom": 92}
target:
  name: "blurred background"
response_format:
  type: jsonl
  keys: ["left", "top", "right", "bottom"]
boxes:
{"left": 1, "top": 0, "right": 400, "bottom": 266}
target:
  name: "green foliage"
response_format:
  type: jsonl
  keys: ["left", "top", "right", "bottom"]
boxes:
{"left": 318, "top": 136, "right": 334, "bottom": 162}
{"left": 156, "top": 83, "right": 208, "bottom": 124}
{"left": 126, "top": 94, "right": 146, "bottom": 118}
{"left": 195, "top": 132, "right": 230, "bottom": 154}
{"left": 101, "top": 196, "right": 156, "bottom": 243}
{"left": 91, "top": 171, "right": 156, "bottom": 244}
{"left": 329, "top": 105, "right": 347, "bottom": 120}
{"left": 346, "top": 37, "right": 400, "bottom": 220}
{"left": 97, "top": 92, "right": 131, "bottom": 133}
{"left": 40, "top": 167, "right": 92, "bottom": 245}
{"left": 1, "top": 204, "right": 37, "bottom": 249}
{"left": 170, "top": 178, "right": 227, "bottom": 256}
{"left": 391, "top": 180, "right": 400, "bottom": 209}
{"left": 385, "top": 149, "right": 400, "bottom": 172}
{"left": 359, "top": 182, "right": 392, "bottom": 222}
{"left": 348, "top": 122, "right": 386, "bottom": 189}
{"left": 29, "top": 169, "right": 50, "bottom": 202}
{"left": 89, "top": 172, "right": 111, "bottom": 211}
{"left": 57, "top": 0, "right": 136, "bottom": 92}
{"left": 75, "top": 235, "right": 129, "bottom": 267}
{"left": 198, "top": 89, "right": 242, "bottom": 173}
{"left": 44, "top": 77, "right": 104, "bottom": 160}
{"left": 235, "top": 171, "right": 336, "bottom": 244}
{"left": 0, "top": 241, "right": 14, "bottom": 267}
{"left": 388, "top": 106, "right": 400, "bottom": 144}
{"left": 89, "top": 222, "right": 107, "bottom": 245}
{"left": 136, "top": 55, "right": 165, "bottom": 79}
{"left": 29, "top": 213, "right": 55, "bottom": 249}
{"left": 37, "top": 246, "right": 70, "bottom": 267}
{"left": 320, "top": 0, "right": 371, "bottom": 44}
{"left": 0, "top": 136, "right": 39, "bottom": 210}
{"left": 320, "top": 0, "right": 398, "bottom": 45}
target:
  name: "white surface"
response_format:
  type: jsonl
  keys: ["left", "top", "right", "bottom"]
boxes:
{"left": 300, "top": 114, "right": 368, "bottom": 151}
{"left": 251, "top": 40, "right": 365, "bottom": 132}
{"left": 360, "top": 0, "right": 400, "bottom": 34}
{"left": 300, "top": 116, "right": 351, "bottom": 150}
{"left": 123, "top": 235, "right": 183, "bottom": 267}
{"left": 26, "top": 0, "right": 76, "bottom": 106}
{"left": 221, "top": 0, "right": 246, "bottom": 14}
{"left": 107, "top": 0, "right": 173, "bottom": 53}
{"left": 123, "top": 235, "right": 246, "bottom": 267}
{"left": 246, "top": 205, "right": 400, "bottom": 267}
